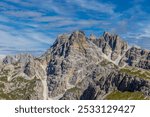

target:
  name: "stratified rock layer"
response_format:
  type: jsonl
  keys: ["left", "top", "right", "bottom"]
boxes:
{"left": 0, "top": 30, "right": 149, "bottom": 100}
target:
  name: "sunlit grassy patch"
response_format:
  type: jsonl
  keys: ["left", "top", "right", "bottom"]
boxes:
{"left": 120, "top": 67, "right": 150, "bottom": 80}
{"left": 105, "top": 91, "right": 147, "bottom": 100}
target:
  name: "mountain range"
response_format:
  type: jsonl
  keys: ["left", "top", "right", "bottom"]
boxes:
{"left": 0, "top": 30, "right": 150, "bottom": 100}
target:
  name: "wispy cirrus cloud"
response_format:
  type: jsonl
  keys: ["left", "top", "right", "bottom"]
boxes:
{"left": 0, "top": 0, "right": 150, "bottom": 56}
{"left": 3, "top": 10, "right": 43, "bottom": 18}
{"left": 66, "top": 0, "right": 116, "bottom": 15}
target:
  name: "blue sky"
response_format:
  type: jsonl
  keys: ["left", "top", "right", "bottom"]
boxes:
{"left": 0, "top": 0, "right": 150, "bottom": 56}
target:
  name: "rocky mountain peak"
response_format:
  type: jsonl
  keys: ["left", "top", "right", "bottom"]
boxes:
{"left": 0, "top": 30, "right": 150, "bottom": 100}
{"left": 119, "top": 46, "right": 150, "bottom": 69}
{"left": 56, "top": 33, "right": 70, "bottom": 45}
{"left": 89, "top": 33, "right": 96, "bottom": 40}
{"left": 103, "top": 32, "right": 125, "bottom": 48}
{"left": 90, "top": 31, "right": 128, "bottom": 61}
{"left": 51, "top": 30, "right": 89, "bottom": 58}
{"left": 103, "top": 31, "right": 112, "bottom": 37}
{"left": 72, "top": 30, "right": 85, "bottom": 37}
{"left": 3, "top": 53, "right": 34, "bottom": 65}
{"left": 52, "top": 30, "right": 86, "bottom": 46}
{"left": 69, "top": 30, "right": 86, "bottom": 42}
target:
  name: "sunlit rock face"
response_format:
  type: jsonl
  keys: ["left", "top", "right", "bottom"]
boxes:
{"left": 0, "top": 30, "right": 150, "bottom": 100}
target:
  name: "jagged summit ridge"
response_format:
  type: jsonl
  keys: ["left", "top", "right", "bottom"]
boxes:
{"left": 47, "top": 30, "right": 107, "bottom": 97}
{"left": 46, "top": 30, "right": 150, "bottom": 69}
{"left": 3, "top": 53, "right": 34, "bottom": 65}
{"left": 90, "top": 31, "right": 128, "bottom": 62}
{"left": 0, "top": 30, "right": 150, "bottom": 100}
{"left": 89, "top": 33, "right": 96, "bottom": 41}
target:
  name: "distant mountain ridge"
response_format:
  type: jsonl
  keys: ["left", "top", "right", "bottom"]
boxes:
{"left": 0, "top": 30, "right": 150, "bottom": 100}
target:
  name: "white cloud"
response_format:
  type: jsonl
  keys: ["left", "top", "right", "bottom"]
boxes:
{"left": 125, "top": 24, "right": 150, "bottom": 40}
{"left": 3, "top": 10, "right": 43, "bottom": 18}
{"left": 0, "top": 29, "right": 54, "bottom": 54}
{"left": 121, "top": 23, "right": 150, "bottom": 50}
{"left": 4, "top": 0, "right": 34, "bottom": 7}
{"left": 66, "top": 0, "right": 116, "bottom": 15}
{"left": 0, "top": 1, "right": 18, "bottom": 10}
{"left": 0, "top": 15, "right": 10, "bottom": 22}
{"left": 0, "top": 0, "right": 149, "bottom": 55}
{"left": 0, "top": 54, "right": 6, "bottom": 60}
{"left": 32, "top": 16, "right": 70, "bottom": 22}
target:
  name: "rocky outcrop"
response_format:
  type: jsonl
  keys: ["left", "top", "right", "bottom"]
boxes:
{"left": 0, "top": 76, "right": 43, "bottom": 100}
{"left": 47, "top": 31, "right": 105, "bottom": 97}
{"left": 61, "top": 71, "right": 150, "bottom": 100}
{"left": 89, "top": 32, "right": 150, "bottom": 70}
{"left": 0, "top": 30, "right": 150, "bottom": 100}
{"left": 0, "top": 54, "right": 47, "bottom": 100}
{"left": 3, "top": 54, "right": 34, "bottom": 65}
{"left": 119, "top": 47, "right": 150, "bottom": 69}
{"left": 90, "top": 32, "right": 128, "bottom": 61}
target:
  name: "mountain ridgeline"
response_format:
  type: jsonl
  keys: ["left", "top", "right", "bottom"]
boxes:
{"left": 0, "top": 31, "right": 150, "bottom": 100}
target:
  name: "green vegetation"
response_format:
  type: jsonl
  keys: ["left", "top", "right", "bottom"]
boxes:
{"left": 0, "top": 76, "right": 38, "bottom": 100}
{"left": 105, "top": 91, "right": 147, "bottom": 100}
{"left": 1, "top": 70, "right": 10, "bottom": 75}
{"left": 14, "top": 66, "right": 21, "bottom": 69}
{"left": 0, "top": 93, "right": 10, "bottom": 99}
{"left": 67, "top": 87, "right": 80, "bottom": 93}
{"left": 0, "top": 76, "right": 7, "bottom": 82}
{"left": 12, "top": 76, "right": 31, "bottom": 83}
{"left": 100, "top": 60, "right": 112, "bottom": 67}
{"left": 0, "top": 82, "right": 4, "bottom": 88}
{"left": 120, "top": 67, "right": 150, "bottom": 80}
{"left": 66, "top": 87, "right": 81, "bottom": 99}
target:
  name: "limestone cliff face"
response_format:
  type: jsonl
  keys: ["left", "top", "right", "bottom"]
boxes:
{"left": 0, "top": 30, "right": 150, "bottom": 100}
{"left": 3, "top": 54, "right": 34, "bottom": 65}
{"left": 61, "top": 71, "right": 150, "bottom": 100}
{"left": 47, "top": 31, "right": 104, "bottom": 97}
{"left": 89, "top": 32, "right": 150, "bottom": 70}
{"left": 90, "top": 32, "right": 128, "bottom": 61}
{"left": 119, "top": 47, "right": 150, "bottom": 69}
{"left": 46, "top": 31, "right": 150, "bottom": 99}
{"left": 0, "top": 54, "right": 46, "bottom": 99}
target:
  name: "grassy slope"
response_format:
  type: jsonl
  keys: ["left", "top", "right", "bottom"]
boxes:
{"left": 0, "top": 76, "right": 37, "bottom": 100}
{"left": 120, "top": 67, "right": 150, "bottom": 80}
{"left": 105, "top": 91, "right": 147, "bottom": 100}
